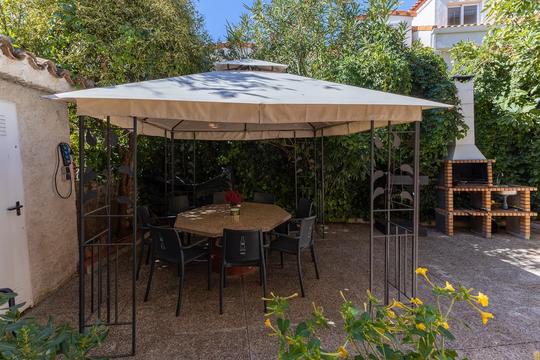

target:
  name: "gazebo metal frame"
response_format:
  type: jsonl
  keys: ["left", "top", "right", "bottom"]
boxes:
{"left": 76, "top": 115, "right": 420, "bottom": 357}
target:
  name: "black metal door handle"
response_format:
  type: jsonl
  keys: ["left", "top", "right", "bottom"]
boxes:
{"left": 7, "top": 201, "right": 23, "bottom": 216}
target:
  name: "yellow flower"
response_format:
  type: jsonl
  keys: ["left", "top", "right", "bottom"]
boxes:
{"left": 411, "top": 297, "right": 423, "bottom": 306}
{"left": 480, "top": 311, "right": 494, "bottom": 325}
{"left": 264, "top": 318, "right": 272, "bottom": 329}
{"left": 476, "top": 292, "right": 489, "bottom": 307}
{"left": 443, "top": 281, "right": 455, "bottom": 292}
{"left": 415, "top": 267, "right": 428, "bottom": 277}
{"left": 337, "top": 346, "right": 349, "bottom": 359}
{"left": 416, "top": 323, "right": 427, "bottom": 331}
{"left": 387, "top": 310, "right": 396, "bottom": 318}
{"left": 440, "top": 321, "right": 449, "bottom": 330}
{"left": 287, "top": 337, "right": 295, "bottom": 345}
{"left": 390, "top": 299, "right": 405, "bottom": 308}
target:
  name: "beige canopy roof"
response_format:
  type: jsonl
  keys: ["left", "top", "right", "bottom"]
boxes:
{"left": 47, "top": 69, "right": 452, "bottom": 140}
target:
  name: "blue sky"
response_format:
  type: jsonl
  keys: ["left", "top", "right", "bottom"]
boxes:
{"left": 195, "top": 0, "right": 417, "bottom": 41}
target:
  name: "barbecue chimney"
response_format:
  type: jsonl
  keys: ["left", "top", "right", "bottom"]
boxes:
{"left": 447, "top": 76, "right": 486, "bottom": 160}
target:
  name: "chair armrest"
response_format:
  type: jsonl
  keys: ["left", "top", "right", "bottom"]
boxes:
{"left": 273, "top": 232, "right": 300, "bottom": 241}
{"left": 152, "top": 215, "right": 176, "bottom": 226}
{"left": 182, "top": 237, "right": 210, "bottom": 249}
{"left": 156, "top": 215, "right": 176, "bottom": 221}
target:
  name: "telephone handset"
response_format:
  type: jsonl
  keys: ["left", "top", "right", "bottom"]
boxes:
{"left": 55, "top": 142, "right": 73, "bottom": 199}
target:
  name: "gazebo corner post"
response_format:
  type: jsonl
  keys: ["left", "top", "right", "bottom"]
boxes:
{"left": 106, "top": 116, "right": 112, "bottom": 323}
{"left": 321, "top": 129, "right": 325, "bottom": 239}
{"left": 78, "top": 115, "right": 85, "bottom": 334}
{"left": 164, "top": 130, "right": 168, "bottom": 200}
{"left": 193, "top": 133, "right": 196, "bottom": 185}
{"left": 294, "top": 132, "right": 298, "bottom": 209}
{"left": 131, "top": 116, "right": 138, "bottom": 355}
{"left": 170, "top": 130, "right": 175, "bottom": 198}
{"left": 412, "top": 120, "right": 420, "bottom": 298}
{"left": 369, "top": 120, "right": 375, "bottom": 295}
{"left": 384, "top": 121, "right": 392, "bottom": 305}
{"left": 193, "top": 133, "right": 196, "bottom": 205}
{"left": 313, "top": 131, "right": 318, "bottom": 227}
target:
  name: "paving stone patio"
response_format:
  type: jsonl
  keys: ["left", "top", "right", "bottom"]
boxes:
{"left": 27, "top": 224, "right": 539, "bottom": 359}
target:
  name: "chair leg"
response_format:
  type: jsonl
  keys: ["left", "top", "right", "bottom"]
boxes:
{"left": 207, "top": 248, "right": 211, "bottom": 291}
{"left": 296, "top": 253, "right": 305, "bottom": 297}
{"left": 219, "top": 264, "right": 225, "bottom": 314}
{"left": 265, "top": 248, "right": 269, "bottom": 277}
{"left": 280, "top": 252, "right": 284, "bottom": 269}
{"left": 136, "top": 237, "right": 145, "bottom": 280}
{"left": 144, "top": 255, "right": 155, "bottom": 302}
{"left": 145, "top": 242, "right": 152, "bottom": 264}
{"left": 176, "top": 263, "right": 184, "bottom": 317}
{"left": 310, "top": 245, "right": 320, "bottom": 280}
{"left": 261, "top": 260, "right": 267, "bottom": 313}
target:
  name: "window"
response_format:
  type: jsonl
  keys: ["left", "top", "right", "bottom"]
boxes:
{"left": 463, "top": 5, "right": 478, "bottom": 24}
{"left": 447, "top": 4, "right": 479, "bottom": 26}
{"left": 447, "top": 7, "right": 461, "bottom": 25}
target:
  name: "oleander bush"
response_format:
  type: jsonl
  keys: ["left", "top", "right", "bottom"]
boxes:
{"left": 0, "top": 291, "right": 108, "bottom": 360}
{"left": 264, "top": 267, "right": 492, "bottom": 359}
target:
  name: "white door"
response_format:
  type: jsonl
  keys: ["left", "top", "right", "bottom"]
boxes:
{"left": 0, "top": 100, "right": 33, "bottom": 308}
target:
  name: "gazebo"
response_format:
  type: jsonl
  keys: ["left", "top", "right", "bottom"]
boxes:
{"left": 48, "top": 59, "right": 451, "bottom": 357}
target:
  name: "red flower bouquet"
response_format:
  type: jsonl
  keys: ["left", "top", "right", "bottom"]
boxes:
{"left": 224, "top": 190, "right": 242, "bottom": 206}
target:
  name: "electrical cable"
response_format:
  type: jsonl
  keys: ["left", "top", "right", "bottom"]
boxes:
{"left": 54, "top": 144, "right": 73, "bottom": 199}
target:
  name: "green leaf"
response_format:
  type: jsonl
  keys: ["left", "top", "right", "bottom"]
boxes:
{"left": 278, "top": 318, "right": 290, "bottom": 334}
{"left": 295, "top": 322, "right": 310, "bottom": 338}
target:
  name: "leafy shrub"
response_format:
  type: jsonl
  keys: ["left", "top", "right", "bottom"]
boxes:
{"left": 451, "top": 0, "right": 540, "bottom": 209}
{"left": 0, "top": 291, "right": 108, "bottom": 360}
{"left": 264, "top": 268, "right": 492, "bottom": 359}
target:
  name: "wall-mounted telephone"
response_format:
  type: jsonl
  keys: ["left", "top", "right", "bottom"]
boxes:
{"left": 58, "top": 143, "right": 72, "bottom": 179}
{"left": 55, "top": 142, "right": 73, "bottom": 199}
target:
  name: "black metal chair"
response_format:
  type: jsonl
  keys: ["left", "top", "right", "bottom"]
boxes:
{"left": 136, "top": 206, "right": 176, "bottom": 280}
{"left": 269, "top": 216, "right": 319, "bottom": 297}
{"left": 168, "top": 195, "right": 190, "bottom": 214}
{"left": 253, "top": 192, "right": 275, "bottom": 204}
{"left": 275, "top": 198, "right": 313, "bottom": 234}
{"left": 213, "top": 191, "right": 226, "bottom": 204}
{"left": 220, "top": 229, "right": 267, "bottom": 314}
{"left": 144, "top": 225, "right": 211, "bottom": 316}
{"left": 296, "top": 198, "right": 313, "bottom": 218}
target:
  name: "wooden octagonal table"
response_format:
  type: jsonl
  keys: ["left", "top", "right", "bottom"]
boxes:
{"left": 174, "top": 202, "right": 291, "bottom": 275}
{"left": 174, "top": 202, "right": 291, "bottom": 238}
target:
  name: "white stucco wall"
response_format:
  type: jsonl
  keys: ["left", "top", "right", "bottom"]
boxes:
{"left": 389, "top": 15, "right": 414, "bottom": 46}
{"left": 412, "top": 0, "right": 437, "bottom": 26}
{"left": 416, "top": 30, "right": 432, "bottom": 47}
{"left": 434, "top": 26, "right": 488, "bottom": 49}
{"left": 0, "top": 69, "right": 77, "bottom": 304}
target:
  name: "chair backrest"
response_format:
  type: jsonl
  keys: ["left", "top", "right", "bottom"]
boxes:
{"left": 296, "top": 198, "right": 313, "bottom": 218}
{"left": 213, "top": 191, "right": 226, "bottom": 204}
{"left": 222, "top": 229, "right": 263, "bottom": 265}
{"left": 298, "top": 216, "right": 316, "bottom": 248}
{"left": 137, "top": 206, "right": 153, "bottom": 228}
{"left": 253, "top": 192, "right": 275, "bottom": 204}
{"left": 168, "top": 195, "right": 190, "bottom": 214}
{"left": 148, "top": 225, "right": 182, "bottom": 261}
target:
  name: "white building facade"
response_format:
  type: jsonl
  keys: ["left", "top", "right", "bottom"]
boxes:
{"left": 390, "top": 0, "right": 488, "bottom": 68}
